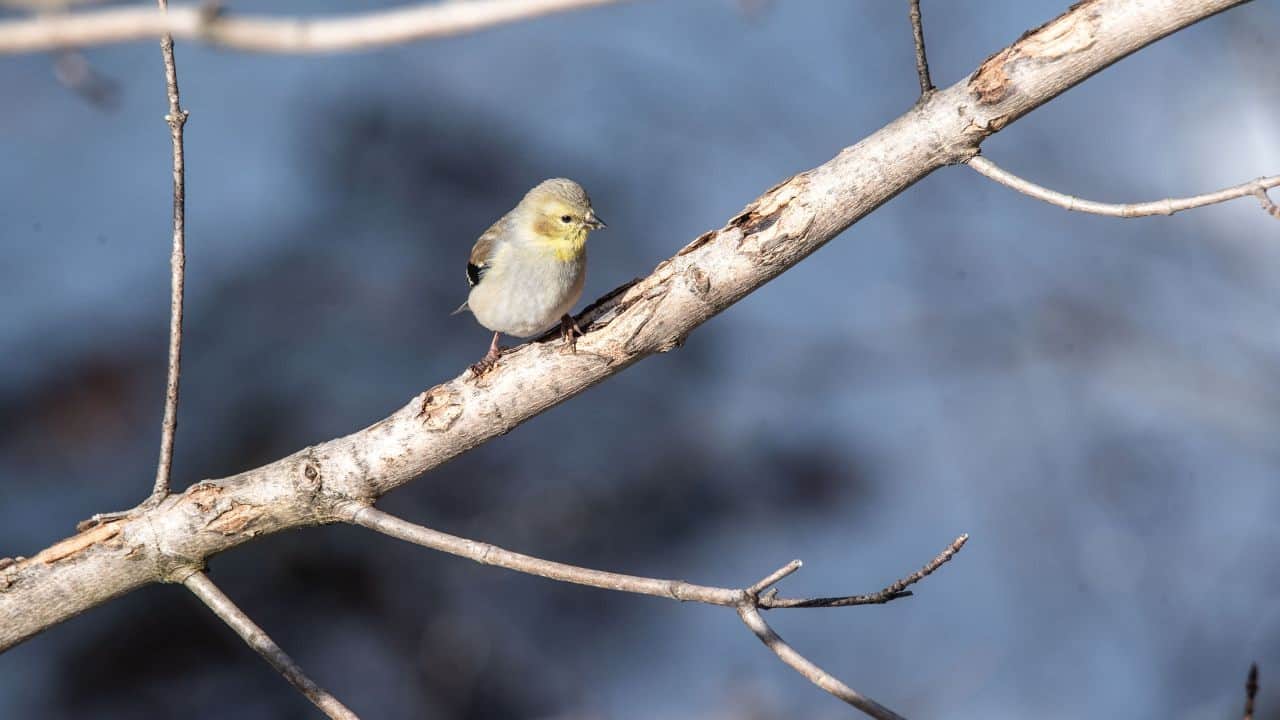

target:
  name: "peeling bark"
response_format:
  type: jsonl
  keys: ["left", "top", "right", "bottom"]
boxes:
{"left": 971, "top": 1, "right": 1103, "bottom": 104}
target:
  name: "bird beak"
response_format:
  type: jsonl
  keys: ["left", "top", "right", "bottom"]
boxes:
{"left": 585, "top": 211, "right": 607, "bottom": 230}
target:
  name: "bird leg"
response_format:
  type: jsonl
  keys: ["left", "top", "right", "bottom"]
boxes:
{"left": 560, "top": 314, "right": 584, "bottom": 354}
{"left": 470, "top": 331, "right": 504, "bottom": 376}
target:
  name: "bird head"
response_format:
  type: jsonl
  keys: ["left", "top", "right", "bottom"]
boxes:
{"left": 521, "top": 178, "right": 606, "bottom": 250}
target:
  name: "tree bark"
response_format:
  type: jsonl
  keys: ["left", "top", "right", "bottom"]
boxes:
{"left": 0, "top": 0, "right": 1251, "bottom": 653}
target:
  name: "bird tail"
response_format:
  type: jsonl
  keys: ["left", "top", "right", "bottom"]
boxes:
{"left": 451, "top": 301, "right": 470, "bottom": 316}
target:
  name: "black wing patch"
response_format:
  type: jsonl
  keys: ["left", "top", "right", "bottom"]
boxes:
{"left": 466, "top": 262, "right": 487, "bottom": 288}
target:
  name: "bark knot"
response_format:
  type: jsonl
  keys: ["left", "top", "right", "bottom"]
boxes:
{"left": 299, "top": 456, "right": 323, "bottom": 495}
{"left": 685, "top": 265, "right": 712, "bottom": 300}
{"left": 418, "top": 386, "right": 463, "bottom": 431}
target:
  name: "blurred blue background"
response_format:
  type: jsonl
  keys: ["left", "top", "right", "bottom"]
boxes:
{"left": 2, "top": 1, "right": 1279, "bottom": 717}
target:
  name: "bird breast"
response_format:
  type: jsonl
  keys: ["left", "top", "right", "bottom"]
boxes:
{"left": 466, "top": 244, "right": 586, "bottom": 338}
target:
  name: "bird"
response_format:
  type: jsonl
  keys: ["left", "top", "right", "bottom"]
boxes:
{"left": 454, "top": 178, "right": 606, "bottom": 375}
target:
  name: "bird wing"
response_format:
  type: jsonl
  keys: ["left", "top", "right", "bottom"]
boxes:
{"left": 466, "top": 214, "right": 509, "bottom": 288}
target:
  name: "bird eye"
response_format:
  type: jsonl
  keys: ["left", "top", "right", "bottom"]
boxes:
{"left": 560, "top": 215, "right": 572, "bottom": 224}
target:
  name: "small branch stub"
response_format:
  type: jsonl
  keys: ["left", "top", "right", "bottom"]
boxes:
{"left": 1254, "top": 187, "right": 1280, "bottom": 220}
{"left": 746, "top": 559, "right": 803, "bottom": 599}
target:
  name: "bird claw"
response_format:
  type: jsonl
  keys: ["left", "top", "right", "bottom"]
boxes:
{"left": 470, "top": 332, "right": 506, "bottom": 376}
{"left": 473, "top": 338, "right": 506, "bottom": 379}
{"left": 469, "top": 357, "right": 496, "bottom": 376}
{"left": 560, "top": 314, "right": 584, "bottom": 354}
{"left": 470, "top": 350, "right": 504, "bottom": 377}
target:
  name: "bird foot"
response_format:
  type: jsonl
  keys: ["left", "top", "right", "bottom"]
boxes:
{"left": 469, "top": 332, "right": 506, "bottom": 377}
{"left": 470, "top": 347, "right": 505, "bottom": 376}
{"left": 560, "top": 314, "right": 584, "bottom": 354}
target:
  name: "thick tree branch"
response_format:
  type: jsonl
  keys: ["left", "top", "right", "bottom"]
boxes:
{"left": 184, "top": 572, "right": 360, "bottom": 720}
{"left": 969, "top": 155, "right": 1280, "bottom": 219}
{"left": 0, "top": 0, "right": 634, "bottom": 54}
{"left": 0, "top": 0, "right": 1252, "bottom": 660}
{"left": 347, "top": 503, "right": 963, "bottom": 719}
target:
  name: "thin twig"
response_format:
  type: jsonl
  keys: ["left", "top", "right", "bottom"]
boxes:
{"left": 1244, "top": 663, "right": 1259, "bottom": 720}
{"left": 152, "top": 0, "right": 185, "bottom": 502}
{"left": 343, "top": 503, "right": 963, "bottom": 611}
{"left": 737, "top": 604, "right": 905, "bottom": 720}
{"left": 345, "top": 502, "right": 747, "bottom": 605}
{"left": 0, "top": 0, "right": 634, "bottom": 54}
{"left": 969, "top": 156, "right": 1280, "bottom": 220}
{"left": 74, "top": 0, "right": 187, "bottom": 533}
{"left": 763, "top": 534, "right": 968, "bottom": 609}
{"left": 345, "top": 503, "right": 968, "bottom": 720}
{"left": 906, "top": 0, "right": 933, "bottom": 97}
{"left": 183, "top": 572, "right": 360, "bottom": 720}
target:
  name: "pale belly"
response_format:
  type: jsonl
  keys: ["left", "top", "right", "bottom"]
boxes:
{"left": 468, "top": 254, "right": 586, "bottom": 338}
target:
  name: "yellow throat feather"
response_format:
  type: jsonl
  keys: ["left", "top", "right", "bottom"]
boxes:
{"left": 533, "top": 223, "right": 589, "bottom": 262}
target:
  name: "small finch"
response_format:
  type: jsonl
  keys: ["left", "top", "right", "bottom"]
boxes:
{"left": 454, "top": 178, "right": 606, "bottom": 374}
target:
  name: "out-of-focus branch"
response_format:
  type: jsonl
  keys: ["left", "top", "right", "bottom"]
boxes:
{"left": 52, "top": 50, "right": 119, "bottom": 107}
{"left": 1244, "top": 663, "right": 1259, "bottom": 720}
{"left": 346, "top": 504, "right": 965, "bottom": 719}
{"left": 968, "top": 155, "right": 1280, "bottom": 219}
{"left": 0, "top": 0, "right": 106, "bottom": 9}
{"left": 906, "top": 0, "right": 933, "bottom": 96}
{"left": 183, "top": 572, "right": 360, "bottom": 720}
{"left": 0, "top": 0, "right": 634, "bottom": 54}
{"left": 0, "top": 0, "right": 1252, "bottom": 672}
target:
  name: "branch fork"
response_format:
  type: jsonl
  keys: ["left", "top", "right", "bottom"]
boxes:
{"left": 342, "top": 500, "right": 967, "bottom": 720}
